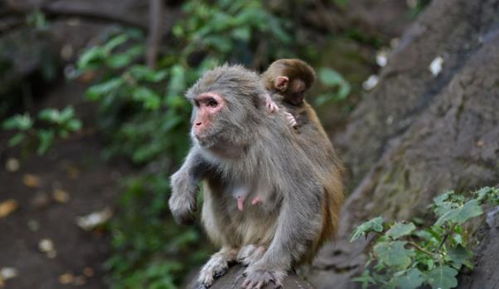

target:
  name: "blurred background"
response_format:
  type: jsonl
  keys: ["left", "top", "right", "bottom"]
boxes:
{"left": 1, "top": 0, "right": 498, "bottom": 289}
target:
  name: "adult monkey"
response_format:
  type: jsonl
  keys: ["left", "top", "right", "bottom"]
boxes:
{"left": 169, "top": 64, "right": 343, "bottom": 289}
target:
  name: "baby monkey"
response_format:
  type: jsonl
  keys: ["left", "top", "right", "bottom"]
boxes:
{"left": 233, "top": 59, "right": 317, "bottom": 212}
{"left": 262, "top": 58, "right": 316, "bottom": 128}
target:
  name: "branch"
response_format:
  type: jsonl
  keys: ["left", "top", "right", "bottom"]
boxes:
{"left": 146, "top": 0, "right": 165, "bottom": 69}
{"left": 0, "top": 4, "right": 149, "bottom": 31}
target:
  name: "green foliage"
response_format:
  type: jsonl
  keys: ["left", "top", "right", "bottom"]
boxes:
{"left": 351, "top": 187, "right": 499, "bottom": 289}
{"left": 105, "top": 174, "right": 210, "bottom": 289}
{"left": 2, "top": 106, "right": 82, "bottom": 155}
{"left": 314, "top": 67, "right": 351, "bottom": 106}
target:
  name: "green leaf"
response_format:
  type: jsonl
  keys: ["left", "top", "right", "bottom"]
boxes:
{"left": 103, "top": 34, "right": 129, "bottom": 53}
{"left": 434, "top": 199, "right": 483, "bottom": 226}
{"left": 231, "top": 27, "right": 251, "bottom": 41}
{"left": 373, "top": 241, "right": 414, "bottom": 269}
{"left": 106, "top": 54, "right": 134, "bottom": 69}
{"left": 426, "top": 265, "right": 458, "bottom": 289}
{"left": 316, "top": 67, "right": 351, "bottom": 105}
{"left": 66, "top": 119, "right": 82, "bottom": 132}
{"left": 37, "top": 129, "right": 55, "bottom": 155}
{"left": 350, "top": 216, "right": 384, "bottom": 241}
{"left": 166, "top": 65, "right": 186, "bottom": 100}
{"left": 77, "top": 46, "right": 106, "bottom": 70}
{"left": 131, "top": 87, "right": 161, "bottom": 110}
{"left": 352, "top": 270, "right": 375, "bottom": 289}
{"left": 3, "top": 114, "right": 33, "bottom": 130}
{"left": 447, "top": 245, "right": 472, "bottom": 269}
{"left": 8, "top": 133, "right": 26, "bottom": 147}
{"left": 393, "top": 268, "right": 425, "bottom": 289}
{"left": 38, "top": 108, "right": 61, "bottom": 123}
{"left": 86, "top": 78, "right": 124, "bottom": 100}
{"left": 386, "top": 222, "right": 416, "bottom": 240}
{"left": 129, "top": 65, "right": 167, "bottom": 82}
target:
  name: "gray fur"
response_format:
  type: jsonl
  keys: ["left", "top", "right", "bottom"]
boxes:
{"left": 169, "top": 65, "right": 326, "bottom": 288}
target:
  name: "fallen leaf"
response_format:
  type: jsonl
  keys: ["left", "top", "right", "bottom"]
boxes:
{"left": 5, "top": 158, "right": 20, "bottom": 172}
{"left": 83, "top": 267, "right": 94, "bottom": 277}
{"left": 429, "top": 56, "right": 444, "bottom": 77}
{"left": 52, "top": 189, "right": 70, "bottom": 203}
{"left": 0, "top": 200, "right": 18, "bottom": 218}
{"left": 58, "top": 273, "right": 75, "bottom": 284}
{"left": 38, "top": 238, "right": 57, "bottom": 258}
{"left": 362, "top": 75, "right": 379, "bottom": 90}
{"left": 23, "top": 174, "right": 41, "bottom": 188}
{"left": 76, "top": 208, "right": 112, "bottom": 231}
{"left": 0, "top": 267, "right": 18, "bottom": 280}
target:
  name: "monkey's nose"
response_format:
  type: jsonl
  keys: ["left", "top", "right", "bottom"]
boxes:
{"left": 195, "top": 122, "right": 202, "bottom": 126}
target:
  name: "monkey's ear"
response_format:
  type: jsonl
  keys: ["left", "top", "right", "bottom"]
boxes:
{"left": 275, "top": 76, "right": 289, "bottom": 91}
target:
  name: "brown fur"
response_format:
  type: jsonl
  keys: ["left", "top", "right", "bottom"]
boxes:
{"left": 262, "top": 59, "right": 344, "bottom": 260}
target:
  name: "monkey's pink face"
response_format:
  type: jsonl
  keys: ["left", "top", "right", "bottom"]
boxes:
{"left": 192, "top": 92, "right": 225, "bottom": 138}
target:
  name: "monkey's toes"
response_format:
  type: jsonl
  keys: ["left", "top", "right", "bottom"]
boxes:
{"left": 241, "top": 269, "right": 283, "bottom": 289}
{"left": 198, "top": 254, "right": 229, "bottom": 287}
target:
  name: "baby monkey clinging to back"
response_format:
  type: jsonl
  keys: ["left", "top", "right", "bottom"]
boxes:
{"left": 262, "top": 58, "right": 318, "bottom": 130}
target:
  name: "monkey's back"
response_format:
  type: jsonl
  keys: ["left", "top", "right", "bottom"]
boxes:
{"left": 287, "top": 101, "right": 344, "bottom": 260}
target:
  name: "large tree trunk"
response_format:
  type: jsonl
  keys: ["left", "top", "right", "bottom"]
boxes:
{"left": 310, "top": 0, "right": 499, "bottom": 288}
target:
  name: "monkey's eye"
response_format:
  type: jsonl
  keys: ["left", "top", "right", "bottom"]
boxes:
{"left": 206, "top": 98, "right": 218, "bottom": 108}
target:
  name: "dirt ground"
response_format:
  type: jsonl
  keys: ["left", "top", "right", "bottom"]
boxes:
{"left": 0, "top": 82, "right": 131, "bottom": 289}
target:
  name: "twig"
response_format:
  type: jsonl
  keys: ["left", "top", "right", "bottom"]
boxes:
{"left": 146, "top": 0, "right": 165, "bottom": 69}
{"left": 0, "top": 4, "right": 149, "bottom": 31}
{"left": 407, "top": 241, "right": 438, "bottom": 258}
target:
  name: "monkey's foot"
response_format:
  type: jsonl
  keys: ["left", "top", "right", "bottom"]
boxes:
{"left": 284, "top": 112, "right": 297, "bottom": 128}
{"left": 242, "top": 268, "right": 285, "bottom": 289}
{"left": 198, "top": 250, "right": 235, "bottom": 287}
{"left": 237, "top": 245, "right": 266, "bottom": 266}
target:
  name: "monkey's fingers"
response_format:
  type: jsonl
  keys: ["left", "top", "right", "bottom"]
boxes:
{"left": 241, "top": 270, "right": 281, "bottom": 289}
{"left": 284, "top": 112, "right": 297, "bottom": 128}
{"left": 266, "top": 101, "right": 279, "bottom": 113}
{"left": 264, "top": 94, "right": 279, "bottom": 113}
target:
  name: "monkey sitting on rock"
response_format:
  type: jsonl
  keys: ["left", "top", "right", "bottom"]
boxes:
{"left": 168, "top": 63, "right": 343, "bottom": 289}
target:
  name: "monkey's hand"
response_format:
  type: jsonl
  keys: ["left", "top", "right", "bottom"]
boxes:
{"left": 169, "top": 170, "right": 197, "bottom": 225}
{"left": 264, "top": 93, "right": 279, "bottom": 113}
{"left": 284, "top": 112, "right": 297, "bottom": 128}
{"left": 242, "top": 266, "right": 285, "bottom": 289}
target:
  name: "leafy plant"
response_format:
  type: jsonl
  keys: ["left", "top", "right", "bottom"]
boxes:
{"left": 2, "top": 106, "right": 82, "bottom": 155}
{"left": 351, "top": 187, "right": 499, "bottom": 289}
{"left": 105, "top": 174, "right": 211, "bottom": 289}
{"left": 315, "top": 67, "right": 351, "bottom": 106}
